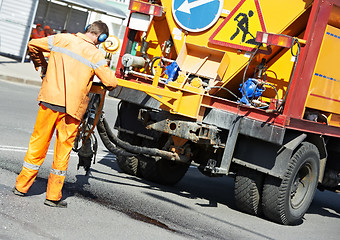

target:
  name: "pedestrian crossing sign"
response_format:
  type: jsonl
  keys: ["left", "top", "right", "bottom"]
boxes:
{"left": 209, "top": 0, "right": 267, "bottom": 51}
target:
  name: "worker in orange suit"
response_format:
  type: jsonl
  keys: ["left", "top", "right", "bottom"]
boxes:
{"left": 43, "top": 25, "right": 55, "bottom": 36}
{"left": 31, "top": 23, "right": 45, "bottom": 39}
{"left": 13, "top": 21, "right": 117, "bottom": 208}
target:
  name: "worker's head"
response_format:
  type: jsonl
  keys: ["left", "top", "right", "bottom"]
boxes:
{"left": 43, "top": 25, "right": 53, "bottom": 36}
{"left": 85, "top": 21, "right": 109, "bottom": 44}
{"left": 36, "top": 23, "right": 42, "bottom": 30}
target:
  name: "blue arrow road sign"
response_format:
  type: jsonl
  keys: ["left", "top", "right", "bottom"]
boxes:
{"left": 172, "top": 0, "right": 223, "bottom": 32}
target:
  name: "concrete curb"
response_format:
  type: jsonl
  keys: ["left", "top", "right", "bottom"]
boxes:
{"left": 0, "top": 75, "right": 41, "bottom": 87}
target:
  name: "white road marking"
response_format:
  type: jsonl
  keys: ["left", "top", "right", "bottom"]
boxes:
{"left": 0, "top": 145, "right": 116, "bottom": 160}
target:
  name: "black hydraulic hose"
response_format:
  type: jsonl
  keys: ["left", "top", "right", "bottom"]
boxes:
{"left": 97, "top": 117, "right": 180, "bottom": 161}
{"left": 150, "top": 56, "right": 161, "bottom": 75}
{"left": 276, "top": 38, "right": 301, "bottom": 112}
{"left": 96, "top": 118, "right": 135, "bottom": 157}
{"left": 242, "top": 44, "right": 262, "bottom": 106}
{"left": 263, "top": 82, "right": 279, "bottom": 109}
{"left": 208, "top": 86, "right": 240, "bottom": 101}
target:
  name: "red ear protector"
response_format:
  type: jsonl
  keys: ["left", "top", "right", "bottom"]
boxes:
{"left": 85, "top": 24, "right": 108, "bottom": 43}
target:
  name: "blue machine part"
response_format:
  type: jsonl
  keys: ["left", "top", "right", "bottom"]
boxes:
{"left": 239, "top": 78, "right": 265, "bottom": 105}
{"left": 165, "top": 61, "right": 180, "bottom": 83}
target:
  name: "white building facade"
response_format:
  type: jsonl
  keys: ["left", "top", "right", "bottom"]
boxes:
{"left": 0, "top": 0, "right": 128, "bottom": 62}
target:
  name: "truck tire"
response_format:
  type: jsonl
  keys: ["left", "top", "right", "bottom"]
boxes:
{"left": 262, "top": 142, "right": 319, "bottom": 225}
{"left": 234, "top": 167, "right": 264, "bottom": 216}
{"left": 116, "top": 131, "right": 141, "bottom": 176}
{"left": 139, "top": 155, "right": 190, "bottom": 185}
{"left": 116, "top": 153, "right": 140, "bottom": 176}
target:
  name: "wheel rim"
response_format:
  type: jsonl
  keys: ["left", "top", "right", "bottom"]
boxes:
{"left": 290, "top": 161, "right": 313, "bottom": 209}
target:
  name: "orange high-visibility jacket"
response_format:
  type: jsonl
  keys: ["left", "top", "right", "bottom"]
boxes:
{"left": 31, "top": 28, "right": 45, "bottom": 39}
{"left": 28, "top": 33, "right": 118, "bottom": 120}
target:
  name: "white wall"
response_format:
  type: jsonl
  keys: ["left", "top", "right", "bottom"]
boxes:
{"left": 0, "top": 0, "right": 38, "bottom": 61}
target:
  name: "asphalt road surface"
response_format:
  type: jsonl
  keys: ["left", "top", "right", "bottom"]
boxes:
{"left": 0, "top": 80, "right": 339, "bottom": 240}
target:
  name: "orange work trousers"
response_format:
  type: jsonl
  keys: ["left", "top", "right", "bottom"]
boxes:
{"left": 15, "top": 104, "right": 80, "bottom": 201}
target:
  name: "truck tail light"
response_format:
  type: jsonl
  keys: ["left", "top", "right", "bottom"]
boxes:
{"left": 129, "top": 0, "right": 163, "bottom": 17}
{"left": 256, "top": 31, "right": 294, "bottom": 48}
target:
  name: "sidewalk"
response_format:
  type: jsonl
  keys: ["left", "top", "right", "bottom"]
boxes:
{"left": 0, "top": 56, "right": 41, "bottom": 86}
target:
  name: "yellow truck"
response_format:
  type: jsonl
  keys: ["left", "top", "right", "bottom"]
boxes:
{"left": 79, "top": 0, "right": 340, "bottom": 225}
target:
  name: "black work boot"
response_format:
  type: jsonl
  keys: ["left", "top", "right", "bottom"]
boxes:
{"left": 44, "top": 199, "right": 68, "bottom": 208}
{"left": 12, "top": 187, "right": 25, "bottom": 197}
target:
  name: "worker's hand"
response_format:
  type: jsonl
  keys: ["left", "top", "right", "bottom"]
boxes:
{"left": 105, "top": 86, "right": 115, "bottom": 91}
{"left": 41, "top": 66, "right": 47, "bottom": 74}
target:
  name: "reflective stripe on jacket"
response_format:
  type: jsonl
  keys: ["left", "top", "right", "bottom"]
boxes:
{"left": 28, "top": 33, "right": 117, "bottom": 120}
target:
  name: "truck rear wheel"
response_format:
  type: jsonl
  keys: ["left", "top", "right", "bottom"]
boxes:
{"left": 139, "top": 155, "right": 190, "bottom": 185}
{"left": 234, "top": 167, "right": 264, "bottom": 216}
{"left": 116, "top": 154, "right": 140, "bottom": 176}
{"left": 116, "top": 131, "right": 141, "bottom": 176}
{"left": 262, "top": 142, "right": 319, "bottom": 225}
